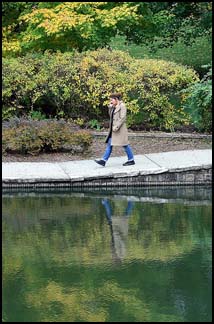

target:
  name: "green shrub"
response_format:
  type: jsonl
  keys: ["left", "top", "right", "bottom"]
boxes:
{"left": 181, "top": 65, "right": 212, "bottom": 133}
{"left": 110, "top": 35, "right": 212, "bottom": 77}
{"left": 29, "top": 110, "right": 47, "bottom": 120}
{"left": 2, "top": 55, "right": 42, "bottom": 117}
{"left": 88, "top": 119, "right": 102, "bottom": 130}
{"left": 2, "top": 49, "right": 199, "bottom": 131}
{"left": 2, "top": 118, "right": 92, "bottom": 155}
{"left": 2, "top": 107, "right": 17, "bottom": 120}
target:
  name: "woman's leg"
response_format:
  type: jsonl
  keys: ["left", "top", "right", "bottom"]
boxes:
{"left": 123, "top": 145, "right": 134, "bottom": 161}
{"left": 124, "top": 201, "right": 134, "bottom": 217}
{"left": 102, "top": 199, "right": 112, "bottom": 224}
{"left": 102, "top": 138, "right": 113, "bottom": 162}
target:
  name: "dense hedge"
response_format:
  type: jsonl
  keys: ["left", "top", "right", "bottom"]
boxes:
{"left": 2, "top": 49, "right": 199, "bottom": 131}
{"left": 2, "top": 118, "right": 92, "bottom": 155}
{"left": 181, "top": 65, "right": 212, "bottom": 132}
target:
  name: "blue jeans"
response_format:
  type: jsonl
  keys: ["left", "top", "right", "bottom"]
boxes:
{"left": 102, "top": 199, "right": 134, "bottom": 225}
{"left": 102, "top": 138, "right": 134, "bottom": 162}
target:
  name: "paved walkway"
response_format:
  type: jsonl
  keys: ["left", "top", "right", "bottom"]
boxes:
{"left": 2, "top": 149, "right": 212, "bottom": 183}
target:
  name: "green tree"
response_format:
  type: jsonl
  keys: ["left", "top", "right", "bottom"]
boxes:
{"left": 123, "top": 2, "right": 212, "bottom": 48}
{"left": 2, "top": 2, "right": 212, "bottom": 56}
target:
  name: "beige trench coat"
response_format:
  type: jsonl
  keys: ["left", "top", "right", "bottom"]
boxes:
{"left": 105, "top": 101, "right": 129, "bottom": 146}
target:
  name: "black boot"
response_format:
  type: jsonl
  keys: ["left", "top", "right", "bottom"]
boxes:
{"left": 123, "top": 160, "right": 135, "bottom": 166}
{"left": 95, "top": 159, "right": 106, "bottom": 166}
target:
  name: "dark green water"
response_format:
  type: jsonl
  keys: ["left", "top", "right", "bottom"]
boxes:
{"left": 2, "top": 187, "right": 212, "bottom": 322}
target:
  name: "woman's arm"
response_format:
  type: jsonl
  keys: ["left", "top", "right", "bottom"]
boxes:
{"left": 113, "top": 104, "right": 127, "bottom": 132}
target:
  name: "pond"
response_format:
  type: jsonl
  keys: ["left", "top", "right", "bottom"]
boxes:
{"left": 2, "top": 186, "right": 212, "bottom": 322}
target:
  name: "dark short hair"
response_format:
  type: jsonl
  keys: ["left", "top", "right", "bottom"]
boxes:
{"left": 109, "top": 92, "right": 122, "bottom": 100}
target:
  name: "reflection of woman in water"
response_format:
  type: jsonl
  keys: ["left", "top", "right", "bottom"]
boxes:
{"left": 102, "top": 199, "right": 133, "bottom": 263}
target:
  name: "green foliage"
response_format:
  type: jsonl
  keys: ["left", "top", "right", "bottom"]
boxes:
{"left": 125, "top": 2, "right": 212, "bottom": 48}
{"left": 2, "top": 49, "right": 199, "bottom": 131}
{"left": 29, "top": 110, "right": 47, "bottom": 120}
{"left": 2, "top": 125, "right": 43, "bottom": 155}
{"left": 2, "top": 52, "right": 78, "bottom": 118}
{"left": 2, "top": 119, "right": 92, "bottom": 155}
{"left": 181, "top": 65, "right": 212, "bottom": 132}
{"left": 2, "top": 107, "right": 17, "bottom": 120}
{"left": 2, "top": 2, "right": 36, "bottom": 27}
{"left": 2, "top": 55, "right": 39, "bottom": 117}
{"left": 3, "top": 2, "right": 139, "bottom": 55}
{"left": 73, "top": 117, "right": 85, "bottom": 127}
{"left": 110, "top": 35, "right": 212, "bottom": 77}
{"left": 125, "top": 58, "right": 198, "bottom": 131}
{"left": 2, "top": 2, "right": 212, "bottom": 56}
{"left": 88, "top": 119, "right": 102, "bottom": 131}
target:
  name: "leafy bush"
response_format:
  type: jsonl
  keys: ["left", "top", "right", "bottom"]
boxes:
{"left": 181, "top": 65, "right": 212, "bottom": 133}
{"left": 2, "top": 118, "right": 92, "bottom": 155}
{"left": 110, "top": 35, "right": 212, "bottom": 78}
{"left": 2, "top": 49, "right": 199, "bottom": 131}
{"left": 88, "top": 119, "right": 102, "bottom": 131}
{"left": 29, "top": 110, "right": 47, "bottom": 120}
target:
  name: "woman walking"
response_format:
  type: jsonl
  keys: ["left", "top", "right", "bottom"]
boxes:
{"left": 95, "top": 93, "right": 135, "bottom": 166}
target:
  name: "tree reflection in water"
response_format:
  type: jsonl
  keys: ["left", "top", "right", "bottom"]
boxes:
{"left": 2, "top": 187, "right": 212, "bottom": 322}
